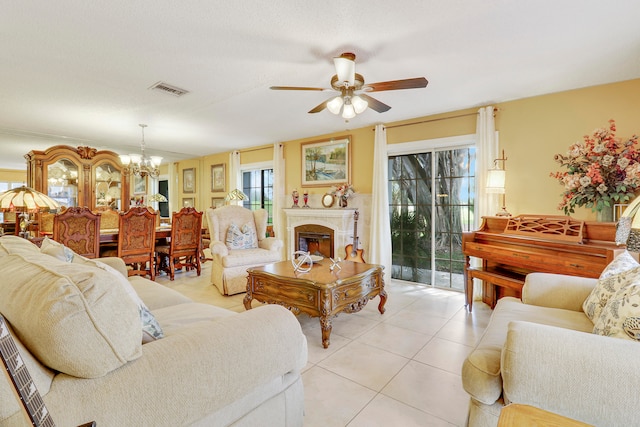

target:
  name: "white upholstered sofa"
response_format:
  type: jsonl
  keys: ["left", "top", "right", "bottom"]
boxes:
{"left": 462, "top": 266, "right": 640, "bottom": 427}
{"left": 0, "top": 235, "right": 307, "bottom": 427}
{"left": 205, "top": 206, "right": 283, "bottom": 295}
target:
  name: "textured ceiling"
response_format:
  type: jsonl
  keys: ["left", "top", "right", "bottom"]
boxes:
{"left": 0, "top": 0, "right": 639, "bottom": 169}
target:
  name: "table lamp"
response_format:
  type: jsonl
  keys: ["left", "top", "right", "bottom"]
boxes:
{"left": 0, "top": 185, "right": 61, "bottom": 238}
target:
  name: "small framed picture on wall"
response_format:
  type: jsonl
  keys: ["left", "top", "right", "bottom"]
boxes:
{"left": 211, "top": 164, "right": 225, "bottom": 192}
{"left": 133, "top": 174, "right": 147, "bottom": 195}
{"left": 182, "top": 197, "right": 195, "bottom": 208}
{"left": 211, "top": 197, "right": 224, "bottom": 208}
{"left": 183, "top": 168, "right": 196, "bottom": 193}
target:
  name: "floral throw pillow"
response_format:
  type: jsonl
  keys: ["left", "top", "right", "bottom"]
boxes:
{"left": 593, "top": 284, "right": 640, "bottom": 341}
{"left": 225, "top": 222, "right": 258, "bottom": 250}
{"left": 583, "top": 251, "right": 640, "bottom": 322}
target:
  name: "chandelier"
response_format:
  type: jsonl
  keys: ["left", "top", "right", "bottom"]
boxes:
{"left": 119, "top": 124, "right": 162, "bottom": 179}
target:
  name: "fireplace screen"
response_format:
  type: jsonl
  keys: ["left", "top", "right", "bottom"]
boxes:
{"left": 295, "top": 225, "right": 334, "bottom": 259}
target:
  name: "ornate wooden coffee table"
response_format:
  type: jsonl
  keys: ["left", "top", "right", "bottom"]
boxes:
{"left": 244, "top": 260, "right": 387, "bottom": 348}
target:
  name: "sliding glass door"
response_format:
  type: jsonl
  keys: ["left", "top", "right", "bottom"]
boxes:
{"left": 389, "top": 146, "right": 475, "bottom": 290}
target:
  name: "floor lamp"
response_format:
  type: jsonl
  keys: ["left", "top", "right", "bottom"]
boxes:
{"left": 486, "top": 150, "right": 511, "bottom": 217}
{"left": 0, "top": 185, "right": 61, "bottom": 238}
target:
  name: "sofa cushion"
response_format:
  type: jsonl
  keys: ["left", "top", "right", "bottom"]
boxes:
{"left": 462, "top": 297, "right": 593, "bottom": 405}
{"left": 0, "top": 252, "right": 142, "bottom": 378}
{"left": 0, "top": 235, "right": 40, "bottom": 257}
{"left": 593, "top": 283, "right": 640, "bottom": 341}
{"left": 226, "top": 222, "right": 258, "bottom": 250}
{"left": 583, "top": 257, "right": 640, "bottom": 323}
{"left": 39, "top": 237, "right": 165, "bottom": 343}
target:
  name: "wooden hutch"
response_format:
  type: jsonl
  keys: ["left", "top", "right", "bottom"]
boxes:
{"left": 25, "top": 145, "right": 130, "bottom": 212}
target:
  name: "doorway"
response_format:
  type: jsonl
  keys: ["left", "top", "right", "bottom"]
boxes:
{"left": 388, "top": 146, "right": 475, "bottom": 290}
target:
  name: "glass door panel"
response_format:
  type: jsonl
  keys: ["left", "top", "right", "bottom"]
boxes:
{"left": 389, "top": 147, "right": 475, "bottom": 290}
{"left": 47, "top": 159, "right": 78, "bottom": 208}
{"left": 95, "top": 162, "right": 122, "bottom": 210}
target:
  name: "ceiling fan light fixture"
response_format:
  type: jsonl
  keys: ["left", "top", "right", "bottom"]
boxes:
{"left": 327, "top": 96, "right": 344, "bottom": 114}
{"left": 342, "top": 101, "right": 356, "bottom": 119}
{"left": 333, "top": 55, "right": 355, "bottom": 87}
{"left": 351, "top": 95, "right": 368, "bottom": 114}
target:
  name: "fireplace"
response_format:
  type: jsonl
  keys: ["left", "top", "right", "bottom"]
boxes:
{"left": 295, "top": 224, "right": 334, "bottom": 258}
{"left": 283, "top": 208, "right": 356, "bottom": 260}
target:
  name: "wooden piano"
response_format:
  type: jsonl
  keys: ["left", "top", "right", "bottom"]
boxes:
{"left": 462, "top": 214, "right": 623, "bottom": 311}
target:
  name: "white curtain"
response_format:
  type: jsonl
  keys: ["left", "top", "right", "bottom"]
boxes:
{"left": 369, "top": 124, "right": 392, "bottom": 283}
{"left": 272, "top": 143, "right": 285, "bottom": 241}
{"left": 228, "top": 150, "right": 241, "bottom": 196}
{"left": 473, "top": 106, "right": 499, "bottom": 299}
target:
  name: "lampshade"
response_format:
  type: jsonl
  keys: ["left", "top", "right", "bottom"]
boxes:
{"left": 225, "top": 189, "right": 248, "bottom": 202}
{"left": 486, "top": 169, "right": 506, "bottom": 194}
{"left": 351, "top": 95, "right": 368, "bottom": 114}
{"left": 342, "top": 101, "right": 356, "bottom": 119}
{"left": 333, "top": 55, "right": 355, "bottom": 87}
{"left": 326, "top": 96, "right": 344, "bottom": 114}
{"left": 0, "top": 185, "right": 60, "bottom": 213}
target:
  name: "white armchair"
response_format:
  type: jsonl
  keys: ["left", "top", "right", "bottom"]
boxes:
{"left": 205, "top": 206, "right": 283, "bottom": 295}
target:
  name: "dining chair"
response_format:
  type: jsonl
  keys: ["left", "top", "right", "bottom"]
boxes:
{"left": 52, "top": 207, "right": 101, "bottom": 258}
{"left": 116, "top": 206, "right": 157, "bottom": 280}
{"left": 156, "top": 207, "right": 203, "bottom": 281}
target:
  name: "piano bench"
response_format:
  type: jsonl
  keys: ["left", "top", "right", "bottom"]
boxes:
{"left": 466, "top": 267, "right": 526, "bottom": 310}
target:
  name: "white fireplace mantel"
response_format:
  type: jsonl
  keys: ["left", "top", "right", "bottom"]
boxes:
{"left": 283, "top": 208, "right": 356, "bottom": 260}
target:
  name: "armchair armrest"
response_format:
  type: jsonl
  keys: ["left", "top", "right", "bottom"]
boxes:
{"left": 259, "top": 236, "right": 283, "bottom": 252}
{"left": 502, "top": 321, "right": 640, "bottom": 426}
{"left": 210, "top": 240, "right": 229, "bottom": 257}
{"left": 522, "top": 273, "right": 597, "bottom": 311}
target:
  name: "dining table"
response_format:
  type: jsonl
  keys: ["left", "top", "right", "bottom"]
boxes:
{"left": 99, "top": 226, "right": 173, "bottom": 244}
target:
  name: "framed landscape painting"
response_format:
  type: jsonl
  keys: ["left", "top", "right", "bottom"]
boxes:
{"left": 133, "top": 174, "right": 146, "bottom": 195}
{"left": 182, "top": 197, "right": 195, "bottom": 208}
{"left": 301, "top": 136, "right": 350, "bottom": 187}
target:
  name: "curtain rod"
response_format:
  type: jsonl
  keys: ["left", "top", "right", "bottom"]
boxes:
{"left": 239, "top": 145, "right": 273, "bottom": 154}
{"left": 379, "top": 107, "right": 498, "bottom": 130}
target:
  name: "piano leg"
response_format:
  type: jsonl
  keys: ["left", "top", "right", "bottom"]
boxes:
{"left": 464, "top": 256, "right": 473, "bottom": 312}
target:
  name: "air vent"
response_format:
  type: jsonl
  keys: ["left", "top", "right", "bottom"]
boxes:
{"left": 149, "top": 81, "right": 189, "bottom": 97}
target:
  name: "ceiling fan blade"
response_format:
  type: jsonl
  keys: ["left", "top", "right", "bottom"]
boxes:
{"left": 270, "top": 86, "right": 327, "bottom": 91}
{"left": 359, "top": 94, "right": 391, "bottom": 113}
{"left": 363, "top": 77, "right": 428, "bottom": 92}
{"left": 333, "top": 53, "right": 356, "bottom": 87}
{"left": 308, "top": 100, "right": 329, "bottom": 114}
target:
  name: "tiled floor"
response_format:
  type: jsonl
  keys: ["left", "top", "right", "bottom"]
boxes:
{"left": 155, "top": 258, "right": 492, "bottom": 427}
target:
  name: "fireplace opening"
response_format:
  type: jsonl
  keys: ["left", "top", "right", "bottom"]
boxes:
{"left": 295, "top": 224, "right": 334, "bottom": 259}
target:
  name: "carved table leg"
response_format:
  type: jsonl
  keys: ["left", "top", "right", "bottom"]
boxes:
{"left": 320, "top": 316, "right": 332, "bottom": 349}
{"left": 243, "top": 294, "right": 253, "bottom": 310}
{"left": 378, "top": 289, "right": 387, "bottom": 314}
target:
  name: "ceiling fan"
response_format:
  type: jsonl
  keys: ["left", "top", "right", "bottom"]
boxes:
{"left": 271, "top": 52, "right": 428, "bottom": 120}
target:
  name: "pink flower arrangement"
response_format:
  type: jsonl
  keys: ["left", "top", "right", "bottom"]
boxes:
{"left": 550, "top": 120, "right": 640, "bottom": 214}
{"left": 331, "top": 183, "right": 355, "bottom": 199}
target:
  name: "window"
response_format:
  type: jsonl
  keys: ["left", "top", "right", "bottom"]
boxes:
{"left": 242, "top": 168, "right": 274, "bottom": 224}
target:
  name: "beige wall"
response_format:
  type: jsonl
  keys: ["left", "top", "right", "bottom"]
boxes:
{"left": 4, "top": 78, "right": 639, "bottom": 225}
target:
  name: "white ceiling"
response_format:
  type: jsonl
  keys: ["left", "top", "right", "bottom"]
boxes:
{"left": 1, "top": 1, "right": 639, "bottom": 170}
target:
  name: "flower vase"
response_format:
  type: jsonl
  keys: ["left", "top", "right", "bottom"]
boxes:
{"left": 339, "top": 196, "right": 348, "bottom": 208}
{"left": 596, "top": 208, "right": 614, "bottom": 223}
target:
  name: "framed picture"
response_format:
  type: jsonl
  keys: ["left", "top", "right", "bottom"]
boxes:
{"left": 211, "top": 163, "right": 225, "bottom": 192}
{"left": 211, "top": 197, "right": 224, "bottom": 208}
{"left": 183, "top": 168, "right": 195, "bottom": 193}
{"left": 182, "top": 197, "right": 195, "bottom": 208}
{"left": 301, "top": 136, "right": 351, "bottom": 187}
{"left": 133, "top": 175, "right": 147, "bottom": 195}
